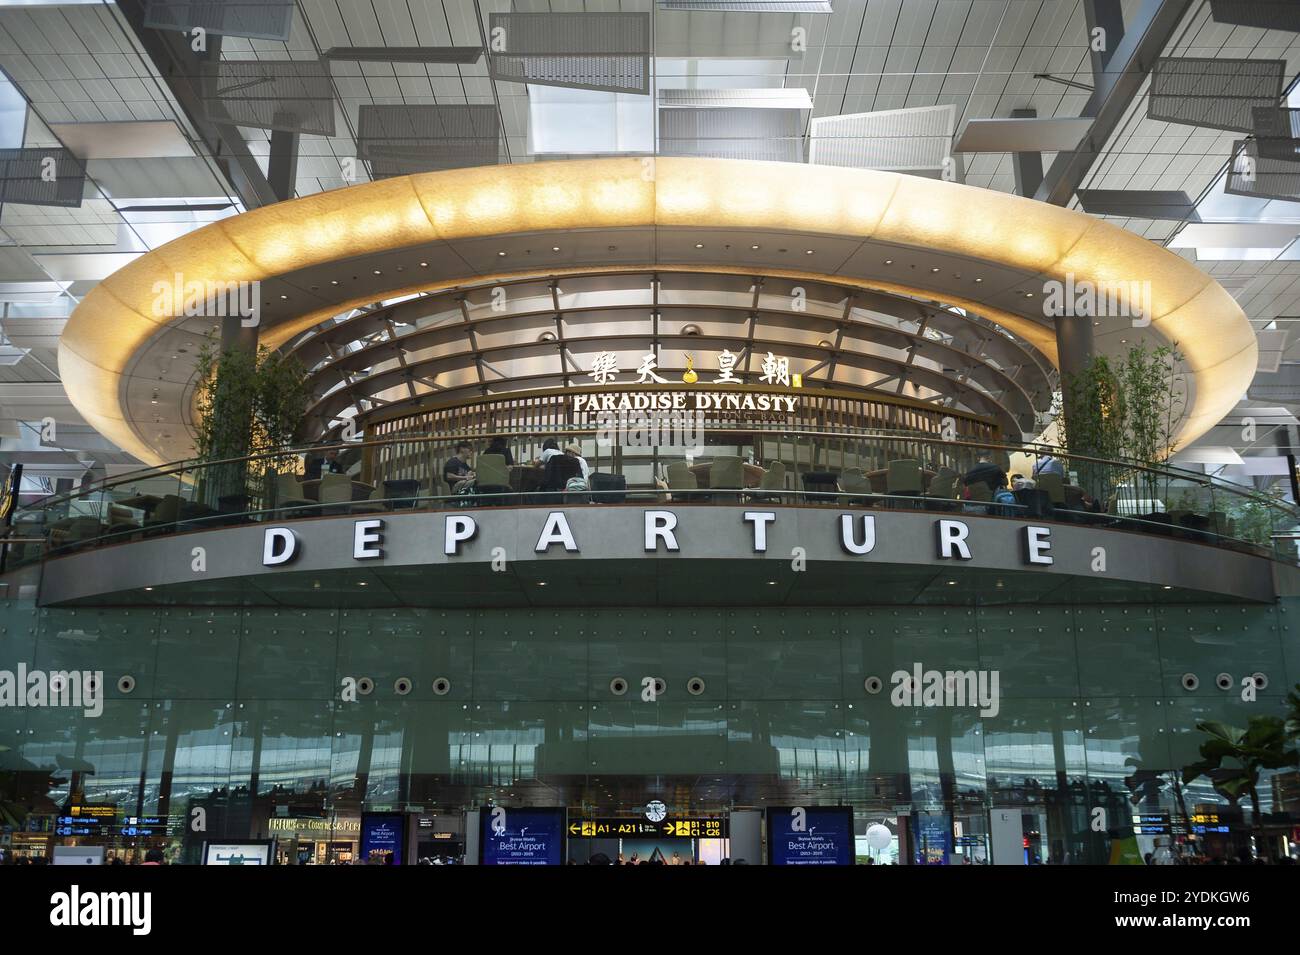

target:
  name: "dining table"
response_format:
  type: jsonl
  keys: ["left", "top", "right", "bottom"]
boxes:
{"left": 298, "top": 478, "right": 376, "bottom": 502}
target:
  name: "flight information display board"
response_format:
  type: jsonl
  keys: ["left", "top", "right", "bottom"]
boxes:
{"left": 766, "top": 807, "right": 855, "bottom": 865}
{"left": 479, "top": 807, "right": 565, "bottom": 866}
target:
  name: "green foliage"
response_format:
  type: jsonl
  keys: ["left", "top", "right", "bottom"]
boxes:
{"left": 1058, "top": 353, "right": 1124, "bottom": 464}
{"left": 1056, "top": 342, "right": 1185, "bottom": 502}
{"left": 1286, "top": 684, "right": 1300, "bottom": 743}
{"left": 193, "top": 336, "right": 309, "bottom": 473}
{"left": 1182, "top": 717, "right": 1296, "bottom": 860}
{"left": 1228, "top": 486, "right": 1288, "bottom": 547}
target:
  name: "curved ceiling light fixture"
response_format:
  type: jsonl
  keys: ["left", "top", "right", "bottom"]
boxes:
{"left": 59, "top": 157, "right": 1255, "bottom": 465}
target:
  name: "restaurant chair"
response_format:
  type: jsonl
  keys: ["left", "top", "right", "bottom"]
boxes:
{"left": 801, "top": 471, "right": 838, "bottom": 503}
{"left": 665, "top": 462, "right": 702, "bottom": 503}
{"left": 276, "top": 473, "right": 314, "bottom": 517}
{"left": 475, "top": 453, "right": 513, "bottom": 503}
{"left": 143, "top": 494, "right": 183, "bottom": 536}
{"left": 382, "top": 479, "right": 421, "bottom": 509}
{"left": 838, "top": 467, "right": 872, "bottom": 505}
{"left": 885, "top": 459, "right": 923, "bottom": 507}
{"left": 590, "top": 472, "right": 627, "bottom": 504}
{"left": 1036, "top": 472, "right": 1066, "bottom": 506}
{"left": 964, "top": 482, "right": 992, "bottom": 515}
{"left": 751, "top": 461, "right": 786, "bottom": 503}
{"left": 924, "top": 466, "right": 960, "bottom": 511}
{"left": 540, "top": 454, "right": 583, "bottom": 504}
{"left": 319, "top": 473, "right": 356, "bottom": 514}
{"left": 710, "top": 455, "right": 744, "bottom": 502}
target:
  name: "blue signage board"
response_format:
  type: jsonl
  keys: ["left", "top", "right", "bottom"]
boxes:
{"left": 360, "top": 812, "right": 404, "bottom": 866}
{"left": 766, "top": 807, "right": 855, "bottom": 865}
{"left": 479, "top": 807, "right": 566, "bottom": 866}
{"left": 55, "top": 805, "right": 115, "bottom": 837}
{"left": 119, "top": 816, "right": 166, "bottom": 837}
{"left": 914, "top": 811, "right": 952, "bottom": 865}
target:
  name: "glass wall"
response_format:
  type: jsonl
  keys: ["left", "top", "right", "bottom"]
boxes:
{"left": 1, "top": 592, "right": 1297, "bottom": 863}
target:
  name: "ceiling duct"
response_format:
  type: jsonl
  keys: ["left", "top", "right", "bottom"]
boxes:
{"left": 1251, "top": 106, "right": 1300, "bottom": 161}
{"left": 1225, "top": 139, "right": 1300, "bottom": 202}
{"left": 488, "top": 13, "right": 650, "bottom": 94}
{"left": 658, "top": 88, "right": 813, "bottom": 110}
{"left": 321, "top": 47, "right": 484, "bottom": 65}
{"left": 810, "top": 105, "right": 955, "bottom": 177}
{"left": 143, "top": 0, "right": 294, "bottom": 42}
{"left": 658, "top": 0, "right": 833, "bottom": 11}
{"left": 201, "top": 59, "right": 335, "bottom": 137}
{"left": 0, "top": 148, "right": 85, "bottom": 208}
{"left": 1209, "top": 0, "right": 1300, "bottom": 32}
{"left": 659, "top": 107, "right": 803, "bottom": 162}
{"left": 357, "top": 105, "right": 501, "bottom": 177}
{"left": 1148, "top": 57, "right": 1285, "bottom": 132}
{"left": 1075, "top": 189, "right": 1201, "bottom": 220}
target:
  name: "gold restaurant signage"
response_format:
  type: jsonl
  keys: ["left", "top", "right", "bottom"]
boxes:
{"left": 571, "top": 390, "right": 798, "bottom": 414}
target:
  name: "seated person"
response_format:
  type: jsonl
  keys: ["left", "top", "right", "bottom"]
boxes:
{"left": 304, "top": 447, "right": 346, "bottom": 480}
{"left": 564, "top": 444, "right": 590, "bottom": 480}
{"left": 536, "top": 438, "right": 563, "bottom": 467}
{"left": 1011, "top": 475, "right": 1036, "bottom": 491}
{"left": 1033, "top": 454, "right": 1066, "bottom": 478}
{"left": 1034, "top": 454, "right": 1066, "bottom": 478}
{"left": 484, "top": 435, "right": 514, "bottom": 467}
{"left": 443, "top": 443, "right": 475, "bottom": 490}
{"left": 963, "top": 453, "right": 1006, "bottom": 494}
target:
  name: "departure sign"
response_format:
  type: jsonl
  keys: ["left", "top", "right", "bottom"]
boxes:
{"left": 568, "top": 817, "right": 726, "bottom": 839}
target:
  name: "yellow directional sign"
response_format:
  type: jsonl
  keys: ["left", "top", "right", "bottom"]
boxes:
{"left": 567, "top": 816, "right": 726, "bottom": 838}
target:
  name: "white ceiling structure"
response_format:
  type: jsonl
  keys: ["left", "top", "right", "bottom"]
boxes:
{"left": 0, "top": 0, "right": 1299, "bottom": 489}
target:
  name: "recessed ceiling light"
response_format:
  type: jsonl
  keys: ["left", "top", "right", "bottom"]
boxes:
{"left": 1024, "top": 291, "right": 1035, "bottom": 297}
{"left": 805, "top": 249, "right": 814, "bottom": 254}
{"left": 1121, "top": 339, "right": 1128, "bottom": 343}
{"left": 419, "top": 261, "right": 428, "bottom": 267}
{"left": 144, "top": 586, "right": 153, "bottom": 592}
{"left": 947, "top": 580, "right": 956, "bottom": 586}
{"left": 974, "top": 277, "right": 983, "bottom": 283}
{"left": 694, "top": 243, "right": 704, "bottom": 249}
{"left": 497, "top": 251, "right": 506, "bottom": 257}
{"left": 884, "top": 259, "right": 893, "bottom": 265}
{"left": 359, "top": 581, "right": 367, "bottom": 586}
{"left": 373, "top": 269, "right": 381, "bottom": 275}
{"left": 552, "top": 246, "right": 560, "bottom": 252}
{"left": 279, "top": 294, "right": 288, "bottom": 300}
{"left": 330, "top": 280, "right": 339, "bottom": 285}
{"left": 930, "top": 267, "right": 940, "bottom": 273}
{"left": 537, "top": 581, "right": 547, "bottom": 586}
{"left": 751, "top": 244, "right": 760, "bottom": 250}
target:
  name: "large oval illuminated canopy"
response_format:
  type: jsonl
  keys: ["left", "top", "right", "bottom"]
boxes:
{"left": 59, "top": 157, "right": 1256, "bottom": 466}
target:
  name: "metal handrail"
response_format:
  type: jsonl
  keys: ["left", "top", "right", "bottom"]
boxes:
{"left": 18, "top": 427, "right": 1298, "bottom": 519}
